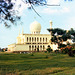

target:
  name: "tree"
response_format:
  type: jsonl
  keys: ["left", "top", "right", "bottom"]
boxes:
{"left": 0, "top": 0, "right": 21, "bottom": 27}
{"left": 47, "top": 28, "right": 75, "bottom": 49}
{"left": 47, "top": 28, "right": 66, "bottom": 36}
{"left": 48, "top": 28, "right": 67, "bottom": 43}
{"left": 51, "top": 36, "right": 57, "bottom": 43}
{"left": 22, "top": 0, "right": 60, "bottom": 16}
{"left": 0, "top": 48, "right": 2, "bottom": 51}
{"left": 68, "top": 28, "right": 75, "bottom": 42}
{"left": 0, "top": 0, "right": 60, "bottom": 27}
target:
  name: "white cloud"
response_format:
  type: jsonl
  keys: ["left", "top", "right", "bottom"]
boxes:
{"left": 40, "top": 7, "right": 70, "bottom": 14}
{"left": 41, "top": 8, "right": 58, "bottom": 14}
{"left": 66, "top": 17, "right": 75, "bottom": 29}
{"left": 60, "top": 7, "right": 70, "bottom": 13}
{"left": 47, "top": 0, "right": 60, "bottom": 4}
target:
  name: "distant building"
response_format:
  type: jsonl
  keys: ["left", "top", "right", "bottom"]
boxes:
{"left": 8, "top": 21, "right": 73, "bottom": 53}
{"left": 8, "top": 21, "right": 56, "bottom": 52}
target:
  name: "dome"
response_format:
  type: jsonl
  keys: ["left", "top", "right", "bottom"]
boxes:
{"left": 49, "top": 20, "right": 52, "bottom": 23}
{"left": 30, "top": 21, "right": 41, "bottom": 34}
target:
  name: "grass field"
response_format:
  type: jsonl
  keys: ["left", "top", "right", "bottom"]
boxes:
{"left": 0, "top": 52, "right": 75, "bottom": 75}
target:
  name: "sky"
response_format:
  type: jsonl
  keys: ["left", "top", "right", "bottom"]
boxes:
{"left": 0, "top": 0, "right": 75, "bottom": 48}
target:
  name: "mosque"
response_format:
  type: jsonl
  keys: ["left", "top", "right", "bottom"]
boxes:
{"left": 8, "top": 21, "right": 58, "bottom": 53}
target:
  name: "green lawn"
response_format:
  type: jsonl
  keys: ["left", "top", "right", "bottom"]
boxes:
{"left": 0, "top": 52, "right": 75, "bottom": 75}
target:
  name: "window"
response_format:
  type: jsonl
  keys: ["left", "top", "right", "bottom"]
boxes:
{"left": 37, "top": 37, "right": 39, "bottom": 42}
{"left": 35, "top": 37, "right": 36, "bottom": 42}
{"left": 43, "top": 45, "right": 45, "bottom": 50}
{"left": 46, "top": 38, "right": 47, "bottom": 42}
{"left": 27, "top": 37, "right": 28, "bottom": 42}
{"left": 32, "top": 37, "right": 33, "bottom": 42}
{"left": 40, "top": 45, "right": 42, "bottom": 50}
{"left": 30, "top": 37, "right": 31, "bottom": 42}
{"left": 38, "top": 45, "right": 39, "bottom": 48}
{"left": 32, "top": 46, "right": 34, "bottom": 51}
{"left": 34, "top": 45, "right": 36, "bottom": 51}
{"left": 29, "top": 45, "right": 31, "bottom": 51}
{"left": 43, "top": 38, "right": 44, "bottom": 42}
{"left": 35, "top": 45, "right": 36, "bottom": 48}
{"left": 40, "top": 38, "right": 41, "bottom": 42}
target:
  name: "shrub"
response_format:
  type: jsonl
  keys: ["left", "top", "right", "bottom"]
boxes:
{"left": 44, "top": 51, "right": 47, "bottom": 53}
{"left": 71, "top": 43, "right": 75, "bottom": 50}
{"left": 60, "top": 46, "right": 74, "bottom": 57}
{"left": 68, "top": 50, "right": 74, "bottom": 57}
{"left": 2, "top": 49, "right": 5, "bottom": 52}
{"left": 31, "top": 54, "right": 34, "bottom": 56}
{"left": 45, "top": 55, "right": 48, "bottom": 58}
{"left": 58, "top": 43, "right": 67, "bottom": 49}
{"left": 73, "top": 50, "right": 75, "bottom": 54}
{"left": 54, "top": 50, "right": 60, "bottom": 53}
{"left": 46, "top": 47, "right": 53, "bottom": 53}
{"left": 60, "top": 46, "right": 72, "bottom": 54}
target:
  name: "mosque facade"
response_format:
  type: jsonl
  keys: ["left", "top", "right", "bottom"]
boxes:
{"left": 8, "top": 21, "right": 57, "bottom": 52}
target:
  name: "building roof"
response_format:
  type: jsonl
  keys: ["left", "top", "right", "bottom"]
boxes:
{"left": 30, "top": 21, "right": 41, "bottom": 33}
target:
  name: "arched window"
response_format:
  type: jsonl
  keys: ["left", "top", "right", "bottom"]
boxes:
{"left": 48, "top": 45, "right": 50, "bottom": 48}
{"left": 40, "top": 45, "right": 42, "bottom": 50}
{"left": 43, "top": 38, "right": 44, "bottom": 42}
{"left": 46, "top": 38, "right": 47, "bottom": 42}
{"left": 32, "top": 37, "right": 33, "bottom": 42}
{"left": 27, "top": 37, "right": 28, "bottom": 42}
{"left": 34, "top": 45, "right": 36, "bottom": 51}
{"left": 35, "top": 45, "right": 36, "bottom": 49}
{"left": 35, "top": 37, "right": 36, "bottom": 42}
{"left": 38, "top": 45, "right": 39, "bottom": 48}
{"left": 37, "top": 45, "right": 39, "bottom": 51}
{"left": 29, "top": 45, "right": 31, "bottom": 51}
{"left": 37, "top": 37, "right": 39, "bottom": 42}
{"left": 30, "top": 37, "right": 31, "bottom": 42}
{"left": 43, "top": 45, "right": 45, "bottom": 50}
{"left": 40, "top": 38, "right": 41, "bottom": 42}
{"left": 38, "top": 46, "right": 39, "bottom": 50}
{"left": 32, "top": 46, "right": 34, "bottom": 51}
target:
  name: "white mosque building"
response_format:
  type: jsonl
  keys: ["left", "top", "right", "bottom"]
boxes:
{"left": 8, "top": 21, "right": 57, "bottom": 53}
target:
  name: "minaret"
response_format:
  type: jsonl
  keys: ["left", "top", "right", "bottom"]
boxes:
{"left": 49, "top": 20, "right": 53, "bottom": 35}
{"left": 19, "top": 28, "right": 20, "bottom": 35}
{"left": 66, "top": 30, "right": 69, "bottom": 33}
{"left": 50, "top": 20, "right": 52, "bottom": 29}
{"left": 22, "top": 27, "right": 24, "bottom": 34}
{"left": 49, "top": 20, "right": 53, "bottom": 44}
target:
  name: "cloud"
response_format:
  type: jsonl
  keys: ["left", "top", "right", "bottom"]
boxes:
{"left": 47, "top": 0, "right": 60, "bottom": 4}
{"left": 40, "top": 7, "right": 70, "bottom": 14}
{"left": 41, "top": 8, "right": 58, "bottom": 14}
{"left": 60, "top": 7, "right": 70, "bottom": 13}
{"left": 66, "top": 17, "right": 75, "bottom": 29}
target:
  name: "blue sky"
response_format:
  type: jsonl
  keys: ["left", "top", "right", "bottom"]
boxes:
{"left": 0, "top": 0, "right": 75, "bottom": 48}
